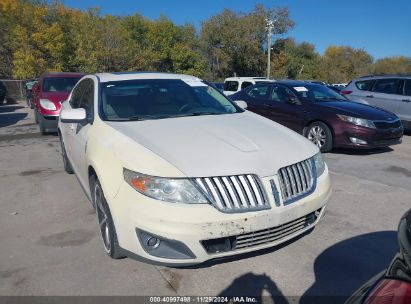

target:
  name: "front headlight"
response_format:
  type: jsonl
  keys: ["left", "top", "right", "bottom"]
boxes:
{"left": 337, "top": 114, "right": 375, "bottom": 129}
{"left": 123, "top": 169, "right": 209, "bottom": 204}
{"left": 39, "top": 99, "right": 57, "bottom": 111}
{"left": 313, "top": 152, "right": 325, "bottom": 177}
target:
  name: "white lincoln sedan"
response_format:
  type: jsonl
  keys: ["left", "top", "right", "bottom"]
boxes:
{"left": 58, "top": 72, "right": 332, "bottom": 265}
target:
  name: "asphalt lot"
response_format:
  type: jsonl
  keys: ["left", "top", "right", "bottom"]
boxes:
{"left": 1, "top": 103, "right": 410, "bottom": 302}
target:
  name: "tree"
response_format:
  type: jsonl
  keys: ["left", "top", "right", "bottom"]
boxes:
{"left": 270, "top": 38, "right": 321, "bottom": 80}
{"left": 373, "top": 56, "right": 411, "bottom": 74}
{"left": 321, "top": 46, "right": 373, "bottom": 83}
{"left": 200, "top": 5, "right": 294, "bottom": 80}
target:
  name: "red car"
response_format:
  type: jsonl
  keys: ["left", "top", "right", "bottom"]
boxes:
{"left": 33, "top": 72, "right": 84, "bottom": 134}
{"left": 346, "top": 209, "right": 411, "bottom": 304}
{"left": 231, "top": 81, "right": 404, "bottom": 152}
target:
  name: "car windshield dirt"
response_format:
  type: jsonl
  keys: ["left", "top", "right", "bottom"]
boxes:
{"left": 294, "top": 84, "right": 346, "bottom": 101}
{"left": 101, "top": 79, "right": 241, "bottom": 121}
{"left": 43, "top": 77, "right": 82, "bottom": 92}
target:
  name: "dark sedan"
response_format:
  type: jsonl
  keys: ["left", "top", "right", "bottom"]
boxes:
{"left": 231, "top": 80, "right": 404, "bottom": 152}
{"left": 345, "top": 209, "right": 411, "bottom": 304}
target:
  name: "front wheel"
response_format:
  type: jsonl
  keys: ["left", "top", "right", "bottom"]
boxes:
{"left": 306, "top": 122, "right": 333, "bottom": 152}
{"left": 91, "top": 176, "right": 125, "bottom": 259}
{"left": 59, "top": 135, "right": 74, "bottom": 174}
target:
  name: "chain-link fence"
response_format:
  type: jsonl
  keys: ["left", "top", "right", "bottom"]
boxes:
{"left": 0, "top": 79, "right": 29, "bottom": 105}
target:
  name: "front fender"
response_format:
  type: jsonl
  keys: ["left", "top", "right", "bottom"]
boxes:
{"left": 86, "top": 121, "right": 185, "bottom": 199}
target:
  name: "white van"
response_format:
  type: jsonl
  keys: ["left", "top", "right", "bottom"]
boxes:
{"left": 223, "top": 77, "right": 271, "bottom": 95}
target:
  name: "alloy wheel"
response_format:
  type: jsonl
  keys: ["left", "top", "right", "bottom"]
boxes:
{"left": 94, "top": 184, "right": 111, "bottom": 254}
{"left": 61, "top": 140, "right": 68, "bottom": 168}
{"left": 308, "top": 125, "right": 326, "bottom": 148}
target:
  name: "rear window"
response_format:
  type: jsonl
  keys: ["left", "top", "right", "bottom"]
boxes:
{"left": 224, "top": 81, "right": 239, "bottom": 92}
{"left": 372, "top": 78, "right": 401, "bottom": 95}
{"left": 355, "top": 80, "right": 374, "bottom": 91}
{"left": 241, "top": 81, "right": 253, "bottom": 90}
{"left": 43, "top": 77, "right": 82, "bottom": 92}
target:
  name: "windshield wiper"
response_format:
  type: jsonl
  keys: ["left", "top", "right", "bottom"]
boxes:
{"left": 107, "top": 115, "right": 163, "bottom": 121}
{"left": 165, "top": 112, "right": 223, "bottom": 119}
{"left": 189, "top": 111, "right": 222, "bottom": 116}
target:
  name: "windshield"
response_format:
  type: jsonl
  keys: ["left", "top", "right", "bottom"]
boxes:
{"left": 293, "top": 84, "right": 346, "bottom": 101}
{"left": 43, "top": 77, "right": 82, "bottom": 92}
{"left": 101, "top": 79, "right": 241, "bottom": 121}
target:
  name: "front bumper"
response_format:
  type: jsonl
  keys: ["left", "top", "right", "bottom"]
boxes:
{"left": 107, "top": 168, "right": 332, "bottom": 265}
{"left": 333, "top": 122, "right": 403, "bottom": 149}
{"left": 39, "top": 113, "right": 59, "bottom": 132}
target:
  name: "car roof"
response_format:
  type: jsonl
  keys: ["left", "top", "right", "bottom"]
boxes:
{"left": 273, "top": 80, "right": 318, "bottom": 87}
{"left": 224, "top": 77, "right": 269, "bottom": 81}
{"left": 95, "top": 72, "right": 201, "bottom": 83}
{"left": 355, "top": 74, "right": 411, "bottom": 80}
{"left": 42, "top": 72, "right": 85, "bottom": 78}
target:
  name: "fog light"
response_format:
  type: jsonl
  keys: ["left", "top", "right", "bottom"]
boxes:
{"left": 349, "top": 137, "right": 367, "bottom": 145}
{"left": 136, "top": 229, "right": 196, "bottom": 259}
{"left": 147, "top": 237, "right": 160, "bottom": 248}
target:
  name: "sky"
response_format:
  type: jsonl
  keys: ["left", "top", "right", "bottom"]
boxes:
{"left": 62, "top": 0, "right": 411, "bottom": 59}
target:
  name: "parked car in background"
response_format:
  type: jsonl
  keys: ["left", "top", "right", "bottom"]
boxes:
{"left": 58, "top": 72, "right": 331, "bottom": 265}
{"left": 33, "top": 72, "right": 84, "bottom": 134}
{"left": 327, "top": 85, "right": 344, "bottom": 95}
{"left": 212, "top": 82, "right": 224, "bottom": 92}
{"left": 0, "top": 80, "right": 7, "bottom": 105}
{"left": 343, "top": 75, "right": 411, "bottom": 130}
{"left": 331, "top": 83, "right": 347, "bottom": 87}
{"left": 231, "top": 81, "right": 403, "bottom": 152}
{"left": 305, "top": 80, "right": 328, "bottom": 86}
{"left": 223, "top": 77, "right": 271, "bottom": 95}
{"left": 346, "top": 209, "right": 411, "bottom": 304}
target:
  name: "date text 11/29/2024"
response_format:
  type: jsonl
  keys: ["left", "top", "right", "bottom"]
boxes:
{"left": 149, "top": 296, "right": 258, "bottom": 303}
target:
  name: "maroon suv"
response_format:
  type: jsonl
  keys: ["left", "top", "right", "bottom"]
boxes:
{"left": 32, "top": 72, "right": 84, "bottom": 134}
{"left": 231, "top": 80, "right": 403, "bottom": 152}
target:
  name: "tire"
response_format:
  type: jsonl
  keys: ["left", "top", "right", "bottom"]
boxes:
{"left": 59, "top": 135, "right": 74, "bottom": 174}
{"left": 306, "top": 121, "right": 333, "bottom": 152}
{"left": 90, "top": 176, "right": 125, "bottom": 259}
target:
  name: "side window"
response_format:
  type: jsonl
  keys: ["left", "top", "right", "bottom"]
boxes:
{"left": 372, "top": 78, "right": 401, "bottom": 95}
{"left": 403, "top": 80, "right": 411, "bottom": 96}
{"left": 79, "top": 79, "right": 94, "bottom": 116}
{"left": 246, "top": 84, "right": 270, "bottom": 99}
{"left": 224, "top": 81, "right": 239, "bottom": 92}
{"left": 241, "top": 81, "right": 253, "bottom": 90}
{"left": 70, "top": 81, "right": 86, "bottom": 108}
{"left": 270, "top": 86, "right": 296, "bottom": 102}
{"left": 355, "top": 80, "right": 374, "bottom": 91}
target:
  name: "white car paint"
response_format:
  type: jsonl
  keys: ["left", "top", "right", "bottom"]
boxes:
{"left": 223, "top": 77, "right": 271, "bottom": 95}
{"left": 58, "top": 72, "right": 332, "bottom": 265}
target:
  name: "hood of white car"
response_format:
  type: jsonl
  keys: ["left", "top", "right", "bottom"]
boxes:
{"left": 105, "top": 112, "right": 318, "bottom": 177}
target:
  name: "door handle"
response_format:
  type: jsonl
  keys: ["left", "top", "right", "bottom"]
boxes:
{"left": 402, "top": 99, "right": 411, "bottom": 102}
{"left": 366, "top": 95, "right": 374, "bottom": 98}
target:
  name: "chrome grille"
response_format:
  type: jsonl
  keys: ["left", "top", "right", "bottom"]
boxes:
{"left": 277, "top": 158, "right": 316, "bottom": 204}
{"left": 201, "top": 210, "right": 320, "bottom": 253}
{"left": 194, "top": 175, "right": 270, "bottom": 212}
{"left": 234, "top": 211, "right": 318, "bottom": 250}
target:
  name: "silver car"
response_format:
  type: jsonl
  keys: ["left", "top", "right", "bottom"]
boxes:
{"left": 343, "top": 75, "right": 411, "bottom": 130}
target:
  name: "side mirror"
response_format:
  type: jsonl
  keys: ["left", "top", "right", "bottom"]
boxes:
{"left": 60, "top": 108, "right": 86, "bottom": 123}
{"left": 234, "top": 100, "right": 248, "bottom": 109}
